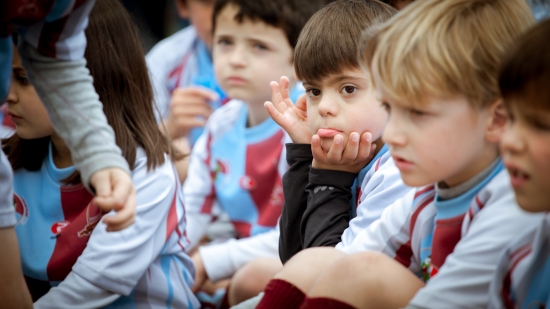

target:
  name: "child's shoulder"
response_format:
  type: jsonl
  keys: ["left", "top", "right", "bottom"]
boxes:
{"left": 132, "top": 148, "right": 177, "bottom": 188}
{"left": 146, "top": 26, "right": 199, "bottom": 64}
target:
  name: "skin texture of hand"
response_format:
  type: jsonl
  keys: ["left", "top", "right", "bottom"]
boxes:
{"left": 90, "top": 167, "right": 136, "bottom": 232}
{"left": 0, "top": 227, "right": 33, "bottom": 309}
{"left": 264, "top": 76, "right": 311, "bottom": 144}
{"left": 312, "top": 132, "right": 377, "bottom": 173}
{"left": 161, "top": 87, "right": 218, "bottom": 139}
{"left": 191, "top": 252, "right": 208, "bottom": 293}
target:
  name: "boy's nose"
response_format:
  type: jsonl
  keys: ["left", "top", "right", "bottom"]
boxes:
{"left": 382, "top": 115, "right": 406, "bottom": 147}
{"left": 317, "top": 95, "right": 338, "bottom": 117}
{"left": 229, "top": 46, "right": 247, "bottom": 67}
{"left": 6, "top": 85, "right": 18, "bottom": 105}
{"left": 500, "top": 122, "right": 526, "bottom": 155}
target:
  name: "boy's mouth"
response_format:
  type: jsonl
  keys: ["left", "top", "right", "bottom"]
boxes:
{"left": 226, "top": 76, "right": 247, "bottom": 86}
{"left": 317, "top": 128, "right": 342, "bottom": 138}
{"left": 506, "top": 165, "right": 530, "bottom": 189}
{"left": 393, "top": 155, "right": 414, "bottom": 171}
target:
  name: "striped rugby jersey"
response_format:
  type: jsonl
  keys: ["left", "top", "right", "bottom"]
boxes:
{"left": 183, "top": 99, "right": 289, "bottom": 250}
{"left": 1, "top": 0, "right": 94, "bottom": 102}
{"left": 14, "top": 145, "right": 199, "bottom": 308}
{"left": 339, "top": 161, "right": 543, "bottom": 308}
{"left": 489, "top": 214, "right": 550, "bottom": 309}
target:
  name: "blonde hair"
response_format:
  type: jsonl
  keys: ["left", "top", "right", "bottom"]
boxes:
{"left": 360, "top": 0, "right": 535, "bottom": 108}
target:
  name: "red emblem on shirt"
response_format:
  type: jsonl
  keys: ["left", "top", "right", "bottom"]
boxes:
{"left": 51, "top": 221, "right": 70, "bottom": 234}
{"left": 239, "top": 175, "right": 257, "bottom": 191}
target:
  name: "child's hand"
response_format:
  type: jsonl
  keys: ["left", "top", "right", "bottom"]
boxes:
{"left": 90, "top": 168, "right": 136, "bottom": 232}
{"left": 191, "top": 252, "right": 207, "bottom": 293}
{"left": 264, "top": 76, "right": 311, "bottom": 144}
{"left": 162, "top": 87, "right": 217, "bottom": 139}
{"left": 312, "top": 132, "right": 377, "bottom": 173}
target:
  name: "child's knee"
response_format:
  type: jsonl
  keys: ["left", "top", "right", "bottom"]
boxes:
{"left": 229, "top": 258, "right": 282, "bottom": 305}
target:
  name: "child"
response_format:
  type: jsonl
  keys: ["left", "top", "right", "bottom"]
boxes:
{"left": 488, "top": 18, "right": 550, "bottom": 309}
{"left": 5, "top": 0, "right": 198, "bottom": 307}
{"left": 229, "top": 2, "right": 410, "bottom": 305}
{"left": 182, "top": 0, "right": 325, "bottom": 304}
{"left": 256, "top": 0, "right": 543, "bottom": 308}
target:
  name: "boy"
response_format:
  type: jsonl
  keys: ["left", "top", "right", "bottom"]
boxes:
{"left": 182, "top": 0, "right": 325, "bottom": 305}
{"left": 489, "top": 18, "right": 550, "bottom": 309}
{"left": 256, "top": 0, "right": 544, "bottom": 308}
{"left": 229, "top": 1, "right": 410, "bottom": 305}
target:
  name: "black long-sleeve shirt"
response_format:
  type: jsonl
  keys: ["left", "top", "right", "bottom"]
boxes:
{"left": 278, "top": 144, "right": 357, "bottom": 264}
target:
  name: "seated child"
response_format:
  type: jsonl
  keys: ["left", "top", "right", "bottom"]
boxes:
{"left": 182, "top": 0, "right": 326, "bottom": 305}
{"left": 5, "top": 0, "right": 198, "bottom": 307}
{"left": 488, "top": 18, "right": 550, "bottom": 309}
{"left": 255, "top": 0, "right": 544, "bottom": 308}
{"left": 227, "top": 1, "right": 409, "bottom": 305}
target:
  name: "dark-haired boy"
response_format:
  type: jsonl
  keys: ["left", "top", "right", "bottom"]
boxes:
{"left": 181, "top": 0, "right": 325, "bottom": 306}
{"left": 489, "top": 18, "right": 550, "bottom": 309}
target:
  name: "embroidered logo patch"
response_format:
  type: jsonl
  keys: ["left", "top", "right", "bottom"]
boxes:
{"left": 51, "top": 221, "right": 70, "bottom": 235}
{"left": 78, "top": 203, "right": 103, "bottom": 238}
{"left": 239, "top": 175, "right": 257, "bottom": 191}
{"left": 13, "top": 193, "right": 29, "bottom": 226}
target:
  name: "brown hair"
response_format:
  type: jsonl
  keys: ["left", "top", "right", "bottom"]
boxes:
{"left": 212, "top": 0, "right": 327, "bottom": 49}
{"left": 3, "top": 0, "right": 182, "bottom": 184}
{"left": 295, "top": 0, "right": 396, "bottom": 83}
{"left": 499, "top": 18, "right": 550, "bottom": 113}
{"left": 361, "top": 0, "right": 535, "bottom": 108}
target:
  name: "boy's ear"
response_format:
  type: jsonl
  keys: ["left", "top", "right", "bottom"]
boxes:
{"left": 175, "top": 0, "right": 190, "bottom": 19}
{"left": 485, "top": 99, "right": 506, "bottom": 143}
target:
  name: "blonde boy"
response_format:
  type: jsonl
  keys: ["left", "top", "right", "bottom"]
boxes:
{"left": 256, "top": 0, "right": 544, "bottom": 308}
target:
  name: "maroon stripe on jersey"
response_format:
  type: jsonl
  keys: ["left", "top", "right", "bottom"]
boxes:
{"left": 167, "top": 45, "right": 194, "bottom": 94}
{"left": 501, "top": 243, "right": 532, "bottom": 309}
{"left": 166, "top": 187, "right": 178, "bottom": 241}
{"left": 37, "top": 15, "right": 68, "bottom": 58}
{"left": 233, "top": 221, "right": 252, "bottom": 238}
{"left": 245, "top": 130, "right": 284, "bottom": 229}
{"left": 46, "top": 185, "right": 95, "bottom": 281}
{"left": 431, "top": 214, "right": 466, "bottom": 270}
{"left": 201, "top": 133, "right": 217, "bottom": 214}
{"left": 395, "top": 188, "right": 435, "bottom": 268}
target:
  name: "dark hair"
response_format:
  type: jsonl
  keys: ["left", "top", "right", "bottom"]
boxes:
{"left": 3, "top": 0, "right": 182, "bottom": 184}
{"left": 499, "top": 18, "right": 550, "bottom": 113}
{"left": 212, "top": 0, "right": 327, "bottom": 49}
{"left": 295, "top": 0, "right": 396, "bottom": 83}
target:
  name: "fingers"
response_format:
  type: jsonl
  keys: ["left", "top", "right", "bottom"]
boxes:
{"left": 311, "top": 134, "right": 327, "bottom": 163}
{"left": 278, "top": 76, "right": 291, "bottom": 105}
{"left": 357, "top": 132, "right": 376, "bottom": 163}
{"left": 172, "top": 87, "right": 219, "bottom": 102}
{"left": 326, "top": 134, "right": 346, "bottom": 162}
{"left": 264, "top": 101, "right": 284, "bottom": 124}
{"left": 90, "top": 168, "right": 137, "bottom": 232}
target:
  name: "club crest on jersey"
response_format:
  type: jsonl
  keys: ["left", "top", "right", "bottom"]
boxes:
{"left": 13, "top": 193, "right": 29, "bottom": 226}
{"left": 421, "top": 257, "right": 438, "bottom": 282}
{"left": 269, "top": 184, "right": 284, "bottom": 207}
{"left": 51, "top": 221, "right": 70, "bottom": 234}
{"left": 78, "top": 203, "right": 103, "bottom": 238}
{"left": 239, "top": 175, "right": 257, "bottom": 191}
{"left": 213, "top": 159, "right": 229, "bottom": 181}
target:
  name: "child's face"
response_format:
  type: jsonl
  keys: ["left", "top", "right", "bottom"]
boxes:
{"left": 213, "top": 4, "right": 295, "bottom": 106}
{"left": 377, "top": 74, "right": 496, "bottom": 187}
{"left": 304, "top": 68, "right": 387, "bottom": 151}
{"left": 176, "top": 0, "right": 215, "bottom": 48}
{"left": 6, "top": 49, "right": 54, "bottom": 139}
{"left": 501, "top": 105, "right": 550, "bottom": 212}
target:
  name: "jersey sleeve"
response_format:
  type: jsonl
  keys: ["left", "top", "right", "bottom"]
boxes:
{"left": 336, "top": 189, "right": 416, "bottom": 259}
{"left": 409, "top": 173, "right": 544, "bottom": 308}
{"left": 69, "top": 155, "right": 180, "bottom": 296}
{"left": 183, "top": 130, "right": 221, "bottom": 250}
{"left": 199, "top": 228, "right": 280, "bottom": 282}
{"left": 278, "top": 143, "right": 313, "bottom": 264}
{"left": 340, "top": 158, "right": 413, "bottom": 247}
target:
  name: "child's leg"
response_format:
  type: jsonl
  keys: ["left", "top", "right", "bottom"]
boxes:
{"left": 256, "top": 247, "right": 346, "bottom": 309}
{"left": 302, "top": 252, "right": 425, "bottom": 309}
{"left": 228, "top": 257, "right": 283, "bottom": 306}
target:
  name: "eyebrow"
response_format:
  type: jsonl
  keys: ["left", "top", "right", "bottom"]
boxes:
{"left": 326, "top": 75, "right": 365, "bottom": 85}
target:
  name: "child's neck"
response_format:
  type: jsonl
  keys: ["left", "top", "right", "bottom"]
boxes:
{"left": 439, "top": 144, "right": 499, "bottom": 189}
{"left": 50, "top": 133, "right": 73, "bottom": 169}
{"left": 245, "top": 100, "right": 271, "bottom": 128}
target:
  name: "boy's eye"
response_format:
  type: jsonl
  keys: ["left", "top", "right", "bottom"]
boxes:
{"left": 410, "top": 108, "right": 427, "bottom": 117}
{"left": 253, "top": 43, "right": 268, "bottom": 51}
{"left": 381, "top": 102, "right": 390, "bottom": 112}
{"left": 341, "top": 85, "right": 357, "bottom": 95}
{"left": 14, "top": 74, "right": 29, "bottom": 86}
{"left": 217, "top": 38, "right": 232, "bottom": 46}
{"left": 307, "top": 88, "right": 321, "bottom": 97}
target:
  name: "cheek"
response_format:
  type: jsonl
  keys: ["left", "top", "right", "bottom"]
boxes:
{"left": 531, "top": 139, "right": 550, "bottom": 178}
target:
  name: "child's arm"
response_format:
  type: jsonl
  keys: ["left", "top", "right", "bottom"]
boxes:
{"left": 17, "top": 3, "right": 135, "bottom": 230}
{"left": 0, "top": 228, "right": 33, "bottom": 309}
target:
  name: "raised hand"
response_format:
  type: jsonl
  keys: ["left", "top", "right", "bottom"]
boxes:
{"left": 264, "top": 76, "right": 311, "bottom": 144}
{"left": 161, "top": 87, "right": 218, "bottom": 139}
{"left": 311, "top": 132, "right": 377, "bottom": 173}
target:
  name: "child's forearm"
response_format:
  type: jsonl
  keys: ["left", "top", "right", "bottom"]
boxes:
{"left": 302, "top": 167, "right": 356, "bottom": 249}
{"left": 279, "top": 144, "right": 314, "bottom": 264}
{"left": 18, "top": 43, "right": 130, "bottom": 190}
